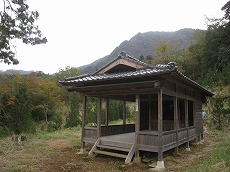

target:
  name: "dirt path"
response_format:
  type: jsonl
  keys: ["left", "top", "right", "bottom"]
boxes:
{"left": 37, "top": 131, "right": 218, "bottom": 172}
{"left": 38, "top": 140, "right": 147, "bottom": 172}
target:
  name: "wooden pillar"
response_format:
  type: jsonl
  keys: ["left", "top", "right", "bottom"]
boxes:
{"left": 133, "top": 94, "right": 141, "bottom": 163}
{"left": 148, "top": 95, "right": 152, "bottom": 131}
{"left": 105, "top": 99, "right": 109, "bottom": 127}
{"left": 97, "top": 96, "right": 102, "bottom": 138}
{"left": 174, "top": 86, "right": 179, "bottom": 154}
{"left": 123, "top": 100, "right": 126, "bottom": 133}
{"left": 123, "top": 100, "right": 126, "bottom": 125}
{"left": 80, "top": 94, "right": 87, "bottom": 153}
{"left": 185, "top": 99, "right": 190, "bottom": 151}
{"left": 157, "top": 88, "right": 163, "bottom": 162}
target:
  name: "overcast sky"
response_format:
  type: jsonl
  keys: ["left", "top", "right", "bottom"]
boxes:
{"left": 0, "top": 0, "right": 227, "bottom": 74}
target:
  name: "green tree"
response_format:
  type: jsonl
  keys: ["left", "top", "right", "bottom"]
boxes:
{"left": 222, "top": 1, "right": 230, "bottom": 20}
{"left": 153, "top": 42, "right": 174, "bottom": 64}
{"left": 65, "top": 92, "right": 81, "bottom": 128}
{"left": 200, "top": 1, "right": 230, "bottom": 72}
{"left": 31, "top": 79, "right": 62, "bottom": 123}
{"left": 109, "top": 100, "right": 123, "bottom": 122}
{"left": 53, "top": 66, "right": 83, "bottom": 129}
{"left": 172, "top": 30, "right": 206, "bottom": 80}
{"left": 6, "top": 75, "right": 35, "bottom": 134}
{"left": 86, "top": 97, "right": 97, "bottom": 125}
{"left": 0, "top": 0, "right": 47, "bottom": 65}
{"left": 0, "top": 78, "right": 11, "bottom": 136}
{"left": 9, "top": 83, "right": 34, "bottom": 134}
{"left": 0, "top": 99, "right": 11, "bottom": 135}
{"left": 210, "top": 87, "right": 230, "bottom": 130}
{"left": 55, "top": 66, "right": 81, "bottom": 102}
{"left": 55, "top": 66, "right": 81, "bottom": 81}
{"left": 139, "top": 55, "right": 144, "bottom": 62}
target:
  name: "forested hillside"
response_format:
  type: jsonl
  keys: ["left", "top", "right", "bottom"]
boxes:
{"left": 0, "top": 67, "right": 135, "bottom": 137}
{"left": 78, "top": 28, "right": 197, "bottom": 74}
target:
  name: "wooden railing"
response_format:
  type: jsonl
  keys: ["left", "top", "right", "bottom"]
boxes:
{"left": 139, "top": 130, "right": 158, "bottom": 152}
{"left": 101, "top": 124, "right": 135, "bottom": 136}
{"left": 84, "top": 123, "right": 197, "bottom": 153}
{"left": 162, "top": 130, "right": 177, "bottom": 151}
{"left": 138, "top": 126, "right": 196, "bottom": 152}
{"left": 151, "top": 120, "right": 174, "bottom": 131}
{"left": 188, "top": 126, "right": 197, "bottom": 141}
{"left": 83, "top": 126, "right": 97, "bottom": 143}
{"left": 83, "top": 124, "right": 135, "bottom": 142}
{"left": 151, "top": 120, "right": 193, "bottom": 131}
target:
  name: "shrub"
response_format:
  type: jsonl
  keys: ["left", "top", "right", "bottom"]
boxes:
{"left": 47, "top": 115, "right": 63, "bottom": 131}
{"left": 0, "top": 126, "right": 10, "bottom": 138}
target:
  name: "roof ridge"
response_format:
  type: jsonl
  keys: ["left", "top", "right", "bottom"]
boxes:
{"left": 92, "top": 52, "right": 149, "bottom": 75}
{"left": 155, "top": 62, "right": 177, "bottom": 71}
{"left": 118, "top": 51, "right": 149, "bottom": 67}
{"left": 63, "top": 73, "right": 89, "bottom": 81}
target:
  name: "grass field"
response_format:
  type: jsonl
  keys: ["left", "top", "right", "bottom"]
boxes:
{"left": 184, "top": 128, "right": 230, "bottom": 172}
{"left": 0, "top": 127, "right": 229, "bottom": 172}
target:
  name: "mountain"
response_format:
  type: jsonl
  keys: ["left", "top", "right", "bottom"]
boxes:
{"left": 78, "top": 28, "right": 199, "bottom": 74}
{"left": 0, "top": 69, "right": 34, "bottom": 75}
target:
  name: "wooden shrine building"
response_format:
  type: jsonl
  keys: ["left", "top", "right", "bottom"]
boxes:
{"left": 60, "top": 52, "right": 213, "bottom": 168}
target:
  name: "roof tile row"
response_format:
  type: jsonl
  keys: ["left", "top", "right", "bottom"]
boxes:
{"left": 61, "top": 62, "right": 177, "bottom": 84}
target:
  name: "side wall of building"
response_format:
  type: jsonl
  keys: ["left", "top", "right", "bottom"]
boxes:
{"left": 164, "top": 79, "right": 204, "bottom": 136}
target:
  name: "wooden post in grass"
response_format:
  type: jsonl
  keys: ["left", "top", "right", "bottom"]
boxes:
{"left": 185, "top": 99, "right": 191, "bottom": 151}
{"left": 174, "top": 91, "right": 179, "bottom": 154}
{"left": 97, "top": 96, "right": 102, "bottom": 138}
{"left": 80, "top": 94, "right": 87, "bottom": 153}
{"left": 133, "top": 94, "right": 141, "bottom": 163}
{"left": 156, "top": 88, "right": 165, "bottom": 169}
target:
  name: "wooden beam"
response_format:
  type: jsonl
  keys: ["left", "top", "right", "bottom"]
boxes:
{"left": 105, "top": 99, "right": 109, "bottom": 127}
{"left": 174, "top": 92, "right": 179, "bottom": 154}
{"left": 185, "top": 99, "right": 190, "bottom": 149}
{"left": 88, "top": 138, "right": 100, "bottom": 156}
{"left": 123, "top": 100, "right": 126, "bottom": 125}
{"left": 97, "top": 96, "right": 102, "bottom": 138}
{"left": 68, "top": 80, "right": 160, "bottom": 92}
{"left": 85, "top": 88, "right": 159, "bottom": 97}
{"left": 134, "top": 94, "right": 141, "bottom": 163}
{"left": 81, "top": 94, "right": 87, "bottom": 152}
{"left": 158, "top": 88, "right": 163, "bottom": 161}
{"left": 125, "top": 143, "right": 136, "bottom": 164}
{"left": 148, "top": 95, "right": 152, "bottom": 131}
{"left": 105, "top": 98, "right": 109, "bottom": 136}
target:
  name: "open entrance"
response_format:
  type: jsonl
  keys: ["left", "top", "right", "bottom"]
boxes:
{"left": 178, "top": 99, "right": 186, "bottom": 129}
{"left": 188, "top": 100, "right": 194, "bottom": 126}
{"left": 139, "top": 94, "right": 175, "bottom": 132}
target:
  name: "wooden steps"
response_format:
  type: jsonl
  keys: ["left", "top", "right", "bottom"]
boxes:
{"left": 89, "top": 134, "right": 135, "bottom": 164}
{"left": 94, "top": 150, "right": 127, "bottom": 159}
{"left": 97, "top": 144, "right": 130, "bottom": 152}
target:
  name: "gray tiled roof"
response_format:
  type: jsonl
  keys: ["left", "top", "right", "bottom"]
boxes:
{"left": 60, "top": 61, "right": 213, "bottom": 97}
{"left": 61, "top": 62, "right": 177, "bottom": 84}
